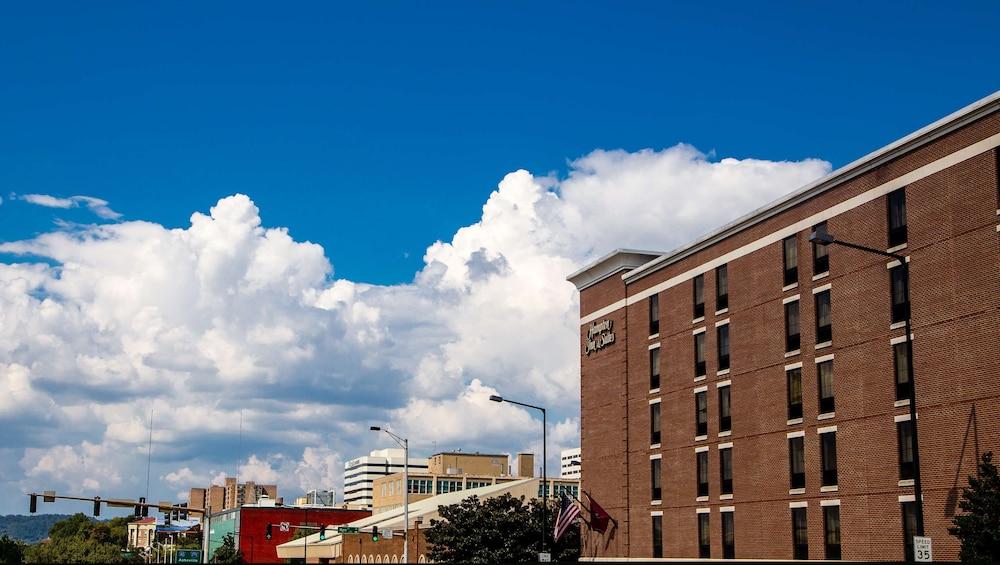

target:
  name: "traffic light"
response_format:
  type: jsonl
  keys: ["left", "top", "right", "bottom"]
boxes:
{"left": 319, "top": 526, "right": 326, "bottom": 541}
{"left": 139, "top": 497, "right": 148, "bottom": 517}
{"left": 265, "top": 524, "right": 272, "bottom": 540}
{"left": 93, "top": 496, "right": 101, "bottom": 517}
{"left": 29, "top": 494, "right": 37, "bottom": 514}
{"left": 370, "top": 526, "right": 379, "bottom": 542}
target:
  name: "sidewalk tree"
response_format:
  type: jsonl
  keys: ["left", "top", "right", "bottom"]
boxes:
{"left": 211, "top": 533, "right": 242, "bottom": 564}
{"left": 949, "top": 451, "right": 1000, "bottom": 563}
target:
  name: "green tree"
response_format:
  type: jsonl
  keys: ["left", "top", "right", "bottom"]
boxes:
{"left": 950, "top": 451, "right": 1000, "bottom": 563}
{"left": 211, "top": 533, "right": 242, "bottom": 564}
{"left": 22, "top": 513, "right": 134, "bottom": 564}
{"left": 425, "top": 493, "right": 580, "bottom": 564}
{"left": 0, "top": 534, "right": 26, "bottom": 565}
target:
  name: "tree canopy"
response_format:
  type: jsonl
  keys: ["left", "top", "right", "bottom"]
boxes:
{"left": 425, "top": 493, "right": 579, "bottom": 563}
{"left": 22, "top": 513, "right": 137, "bottom": 564}
{"left": 950, "top": 451, "right": 1000, "bottom": 563}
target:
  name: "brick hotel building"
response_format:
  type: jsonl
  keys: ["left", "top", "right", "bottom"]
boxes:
{"left": 568, "top": 92, "right": 1000, "bottom": 561}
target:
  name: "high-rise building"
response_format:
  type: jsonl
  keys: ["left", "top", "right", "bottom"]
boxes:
{"left": 188, "top": 479, "right": 276, "bottom": 516}
{"left": 560, "top": 447, "right": 581, "bottom": 479}
{"left": 343, "top": 448, "right": 428, "bottom": 509}
{"left": 294, "top": 489, "right": 336, "bottom": 507}
{"left": 568, "top": 91, "right": 1000, "bottom": 561}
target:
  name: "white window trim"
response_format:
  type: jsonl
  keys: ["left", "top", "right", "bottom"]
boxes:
{"left": 696, "top": 495, "right": 709, "bottom": 502}
{"left": 895, "top": 414, "right": 912, "bottom": 423}
{"left": 785, "top": 361, "right": 803, "bottom": 370}
{"left": 787, "top": 430, "right": 805, "bottom": 438}
{"left": 695, "top": 446, "right": 709, "bottom": 453}
{"left": 715, "top": 318, "right": 730, "bottom": 327}
{"left": 651, "top": 499, "right": 661, "bottom": 506}
{"left": 789, "top": 488, "right": 806, "bottom": 495}
{"left": 787, "top": 418, "right": 804, "bottom": 426}
{"left": 812, "top": 283, "right": 832, "bottom": 294}
{"left": 718, "top": 442, "right": 733, "bottom": 450}
{"left": 887, "top": 243, "right": 908, "bottom": 253}
{"left": 815, "top": 353, "right": 835, "bottom": 363}
{"left": 715, "top": 308, "right": 729, "bottom": 316}
{"left": 783, "top": 282, "right": 799, "bottom": 292}
{"left": 899, "top": 494, "right": 916, "bottom": 503}
{"left": 719, "top": 493, "right": 733, "bottom": 500}
{"left": 782, "top": 294, "right": 801, "bottom": 305}
{"left": 649, "top": 387, "right": 661, "bottom": 395}
{"left": 818, "top": 425, "right": 837, "bottom": 434}
{"left": 789, "top": 501, "right": 808, "bottom": 508}
{"left": 718, "top": 430, "right": 732, "bottom": 438}
{"left": 820, "top": 499, "right": 841, "bottom": 507}
{"left": 650, "top": 453, "right": 662, "bottom": 460}
{"left": 696, "top": 507, "right": 711, "bottom": 514}
{"left": 695, "top": 435, "right": 708, "bottom": 442}
{"left": 784, "top": 349, "right": 801, "bottom": 358}
{"left": 650, "top": 443, "right": 661, "bottom": 449}
{"left": 694, "top": 375, "right": 707, "bottom": 382}
{"left": 692, "top": 316, "right": 705, "bottom": 324}
{"left": 716, "top": 380, "right": 732, "bottom": 388}
{"left": 820, "top": 485, "right": 839, "bottom": 492}
{"left": 812, "top": 271, "right": 829, "bottom": 281}
{"left": 649, "top": 397, "right": 661, "bottom": 405}
{"left": 651, "top": 510, "right": 663, "bottom": 516}
{"left": 720, "top": 506, "right": 735, "bottom": 513}
{"left": 716, "top": 368, "right": 731, "bottom": 376}
{"left": 899, "top": 479, "right": 915, "bottom": 487}
{"left": 890, "top": 321, "right": 907, "bottom": 330}
{"left": 815, "top": 340, "right": 833, "bottom": 350}
{"left": 694, "top": 385, "right": 708, "bottom": 394}
{"left": 818, "top": 413, "right": 835, "bottom": 420}
{"left": 648, "top": 342, "right": 661, "bottom": 350}
{"left": 693, "top": 326, "right": 707, "bottom": 335}
{"left": 894, "top": 399, "right": 911, "bottom": 407}
{"left": 648, "top": 333, "right": 660, "bottom": 341}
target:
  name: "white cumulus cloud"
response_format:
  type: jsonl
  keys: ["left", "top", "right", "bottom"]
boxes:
{"left": 18, "top": 193, "right": 122, "bottom": 219}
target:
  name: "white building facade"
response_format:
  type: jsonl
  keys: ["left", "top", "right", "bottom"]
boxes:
{"left": 560, "top": 447, "right": 581, "bottom": 479}
{"left": 343, "top": 448, "right": 428, "bottom": 509}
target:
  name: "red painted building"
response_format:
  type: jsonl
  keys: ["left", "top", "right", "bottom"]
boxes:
{"left": 206, "top": 506, "right": 370, "bottom": 563}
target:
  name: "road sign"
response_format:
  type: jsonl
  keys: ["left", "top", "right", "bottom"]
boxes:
{"left": 176, "top": 549, "right": 201, "bottom": 564}
{"left": 337, "top": 526, "right": 359, "bottom": 534}
{"left": 383, "top": 528, "right": 394, "bottom": 539}
{"left": 279, "top": 521, "right": 290, "bottom": 533}
{"left": 538, "top": 552, "right": 551, "bottom": 562}
{"left": 913, "top": 536, "right": 932, "bottom": 562}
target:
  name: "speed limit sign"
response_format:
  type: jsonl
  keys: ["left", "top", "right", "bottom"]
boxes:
{"left": 279, "top": 521, "right": 290, "bottom": 533}
{"left": 913, "top": 536, "right": 932, "bottom": 562}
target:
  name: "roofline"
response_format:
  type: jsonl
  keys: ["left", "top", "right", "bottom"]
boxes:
{"left": 622, "top": 89, "right": 1000, "bottom": 284}
{"left": 566, "top": 248, "right": 665, "bottom": 290}
{"left": 430, "top": 451, "right": 509, "bottom": 458}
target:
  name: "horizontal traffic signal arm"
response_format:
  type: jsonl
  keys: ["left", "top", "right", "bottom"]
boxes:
{"left": 26, "top": 491, "right": 206, "bottom": 515}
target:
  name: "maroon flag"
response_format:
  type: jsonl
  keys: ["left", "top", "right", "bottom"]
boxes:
{"left": 584, "top": 491, "right": 612, "bottom": 534}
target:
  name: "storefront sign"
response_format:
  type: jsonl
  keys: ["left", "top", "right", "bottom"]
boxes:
{"left": 584, "top": 319, "right": 615, "bottom": 355}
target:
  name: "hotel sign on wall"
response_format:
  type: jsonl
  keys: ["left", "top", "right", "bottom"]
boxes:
{"left": 584, "top": 319, "right": 616, "bottom": 355}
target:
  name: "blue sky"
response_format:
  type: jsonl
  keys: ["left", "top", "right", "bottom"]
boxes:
{"left": 2, "top": 1, "right": 997, "bottom": 284}
{"left": 0, "top": 3, "right": 998, "bottom": 516}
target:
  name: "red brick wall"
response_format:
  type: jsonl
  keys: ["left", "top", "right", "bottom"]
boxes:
{"left": 578, "top": 112, "right": 1000, "bottom": 561}
{"left": 237, "top": 507, "right": 371, "bottom": 564}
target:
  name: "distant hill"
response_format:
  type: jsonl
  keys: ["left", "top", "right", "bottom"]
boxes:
{"left": 0, "top": 514, "right": 78, "bottom": 543}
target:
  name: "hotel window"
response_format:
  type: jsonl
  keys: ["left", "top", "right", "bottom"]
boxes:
{"left": 820, "top": 431, "right": 838, "bottom": 487}
{"left": 787, "top": 367, "right": 803, "bottom": 420}
{"left": 887, "top": 188, "right": 908, "bottom": 247}
{"left": 649, "top": 294, "right": 659, "bottom": 335}
{"left": 789, "top": 436, "right": 805, "bottom": 489}
{"left": 785, "top": 301, "right": 800, "bottom": 352}
{"left": 815, "top": 290, "right": 832, "bottom": 344}
{"left": 897, "top": 419, "right": 915, "bottom": 480}
{"left": 716, "top": 264, "right": 729, "bottom": 311}
{"left": 817, "top": 360, "right": 835, "bottom": 414}
{"left": 650, "top": 347, "right": 661, "bottom": 390}
{"left": 697, "top": 451, "right": 709, "bottom": 497}
{"left": 436, "top": 479, "right": 463, "bottom": 494}
{"left": 721, "top": 511, "right": 735, "bottom": 559}
{"left": 812, "top": 221, "right": 829, "bottom": 274}
{"left": 695, "top": 333, "right": 707, "bottom": 377}
{"left": 650, "top": 402, "right": 661, "bottom": 445}
{"left": 719, "top": 385, "right": 732, "bottom": 433}
{"left": 720, "top": 446, "right": 733, "bottom": 495}
{"left": 824, "top": 505, "right": 841, "bottom": 560}
{"left": 651, "top": 458, "right": 662, "bottom": 501}
{"left": 902, "top": 501, "right": 918, "bottom": 561}
{"left": 694, "top": 274, "right": 705, "bottom": 319}
{"left": 652, "top": 515, "right": 663, "bottom": 558}
{"left": 890, "top": 265, "right": 909, "bottom": 324}
{"left": 695, "top": 391, "right": 708, "bottom": 436}
{"left": 698, "top": 513, "right": 711, "bottom": 558}
{"left": 783, "top": 235, "right": 798, "bottom": 286}
{"left": 717, "top": 324, "right": 730, "bottom": 371}
{"left": 792, "top": 507, "right": 809, "bottom": 560}
{"left": 894, "top": 342, "right": 912, "bottom": 401}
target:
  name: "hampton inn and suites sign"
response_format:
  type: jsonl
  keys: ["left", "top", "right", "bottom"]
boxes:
{"left": 584, "top": 319, "right": 616, "bottom": 355}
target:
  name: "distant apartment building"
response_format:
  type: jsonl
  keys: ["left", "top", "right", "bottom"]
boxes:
{"left": 560, "top": 447, "right": 582, "bottom": 479}
{"left": 371, "top": 452, "right": 580, "bottom": 513}
{"left": 293, "top": 488, "right": 336, "bottom": 507}
{"left": 188, "top": 478, "right": 277, "bottom": 515}
{"left": 343, "top": 448, "right": 428, "bottom": 509}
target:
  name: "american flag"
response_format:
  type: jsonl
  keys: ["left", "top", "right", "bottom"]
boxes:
{"left": 553, "top": 494, "right": 581, "bottom": 542}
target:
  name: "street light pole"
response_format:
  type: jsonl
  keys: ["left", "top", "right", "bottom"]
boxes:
{"left": 810, "top": 231, "right": 925, "bottom": 536}
{"left": 371, "top": 426, "right": 409, "bottom": 563}
{"left": 489, "top": 394, "right": 547, "bottom": 558}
